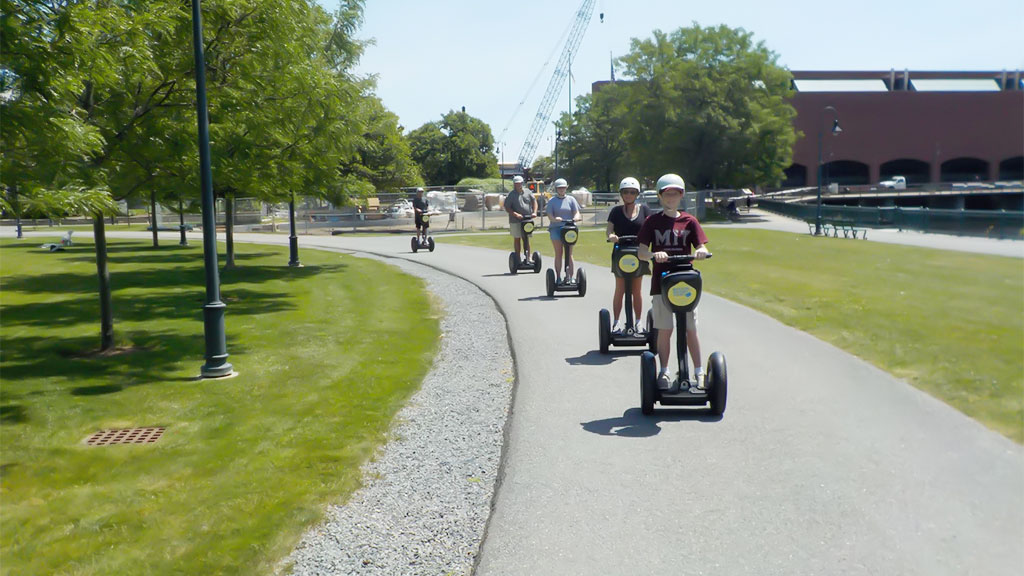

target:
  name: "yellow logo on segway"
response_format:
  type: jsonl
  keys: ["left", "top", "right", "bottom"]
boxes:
{"left": 423, "top": 214, "right": 430, "bottom": 223}
{"left": 667, "top": 283, "right": 697, "bottom": 307}
{"left": 619, "top": 254, "right": 640, "bottom": 274}
{"left": 523, "top": 221, "right": 535, "bottom": 234}
{"left": 564, "top": 229, "right": 578, "bottom": 244}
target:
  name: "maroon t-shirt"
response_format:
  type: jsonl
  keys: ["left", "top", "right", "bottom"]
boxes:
{"left": 637, "top": 210, "right": 709, "bottom": 295}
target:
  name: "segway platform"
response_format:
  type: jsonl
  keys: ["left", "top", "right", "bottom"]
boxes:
{"left": 508, "top": 218, "right": 542, "bottom": 274}
{"left": 599, "top": 236, "right": 655, "bottom": 353}
{"left": 638, "top": 253, "right": 727, "bottom": 415}
{"left": 411, "top": 213, "right": 437, "bottom": 253}
{"left": 545, "top": 222, "right": 587, "bottom": 297}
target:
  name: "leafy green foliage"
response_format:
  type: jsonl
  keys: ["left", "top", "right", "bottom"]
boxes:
{"left": 555, "top": 24, "right": 797, "bottom": 190}
{"left": 409, "top": 109, "right": 498, "bottom": 185}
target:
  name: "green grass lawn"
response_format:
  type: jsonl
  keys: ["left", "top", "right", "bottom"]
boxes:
{"left": 0, "top": 239, "right": 440, "bottom": 574}
{"left": 440, "top": 227, "right": 1024, "bottom": 442}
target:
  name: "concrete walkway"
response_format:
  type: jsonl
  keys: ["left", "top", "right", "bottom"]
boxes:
{"left": 4, "top": 225, "right": 1021, "bottom": 575}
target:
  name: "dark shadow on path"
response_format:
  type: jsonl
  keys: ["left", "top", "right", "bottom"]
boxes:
{"left": 581, "top": 407, "right": 723, "bottom": 438}
{"left": 565, "top": 349, "right": 644, "bottom": 366}
{"left": 517, "top": 295, "right": 557, "bottom": 302}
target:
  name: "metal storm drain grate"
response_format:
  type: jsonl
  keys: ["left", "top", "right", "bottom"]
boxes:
{"left": 85, "top": 426, "right": 165, "bottom": 446}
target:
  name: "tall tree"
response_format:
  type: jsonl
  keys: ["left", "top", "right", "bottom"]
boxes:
{"left": 565, "top": 24, "right": 797, "bottom": 189}
{"left": 408, "top": 109, "right": 498, "bottom": 185}
{"left": 1, "top": 0, "right": 156, "bottom": 350}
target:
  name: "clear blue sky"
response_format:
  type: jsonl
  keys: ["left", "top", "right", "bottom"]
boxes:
{"left": 317, "top": 0, "right": 1023, "bottom": 165}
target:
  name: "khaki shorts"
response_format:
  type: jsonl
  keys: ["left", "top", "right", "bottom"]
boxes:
{"left": 651, "top": 294, "right": 697, "bottom": 331}
{"left": 509, "top": 221, "right": 524, "bottom": 239}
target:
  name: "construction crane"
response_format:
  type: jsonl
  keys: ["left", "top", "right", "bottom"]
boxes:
{"left": 517, "top": 0, "right": 598, "bottom": 170}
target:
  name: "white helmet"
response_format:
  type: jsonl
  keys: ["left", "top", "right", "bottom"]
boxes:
{"left": 618, "top": 177, "right": 640, "bottom": 192}
{"left": 553, "top": 178, "right": 568, "bottom": 188}
{"left": 512, "top": 175, "right": 524, "bottom": 184}
{"left": 657, "top": 173, "right": 686, "bottom": 192}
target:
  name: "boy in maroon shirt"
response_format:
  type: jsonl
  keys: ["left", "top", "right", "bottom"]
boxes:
{"left": 637, "top": 174, "right": 710, "bottom": 392}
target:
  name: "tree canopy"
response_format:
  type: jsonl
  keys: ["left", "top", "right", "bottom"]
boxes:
{"left": 549, "top": 24, "right": 797, "bottom": 191}
{"left": 408, "top": 109, "right": 498, "bottom": 185}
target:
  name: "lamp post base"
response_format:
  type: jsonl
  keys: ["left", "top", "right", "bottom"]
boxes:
{"left": 288, "top": 235, "right": 301, "bottom": 267}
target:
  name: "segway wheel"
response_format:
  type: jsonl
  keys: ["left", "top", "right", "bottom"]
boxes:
{"left": 707, "top": 351, "right": 728, "bottom": 416}
{"left": 532, "top": 252, "right": 541, "bottom": 273}
{"left": 508, "top": 252, "right": 518, "bottom": 275}
{"left": 598, "top": 308, "right": 611, "bottom": 354}
{"left": 640, "top": 351, "right": 657, "bottom": 415}
{"left": 576, "top": 268, "right": 587, "bottom": 297}
{"left": 545, "top": 268, "right": 555, "bottom": 297}
{"left": 411, "top": 236, "right": 418, "bottom": 253}
{"left": 427, "top": 237, "right": 435, "bottom": 252}
{"left": 646, "top": 310, "right": 657, "bottom": 353}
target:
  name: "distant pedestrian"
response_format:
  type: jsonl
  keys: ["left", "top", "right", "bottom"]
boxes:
{"left": 412, "top": 188, "right": 429, "bottom": 243}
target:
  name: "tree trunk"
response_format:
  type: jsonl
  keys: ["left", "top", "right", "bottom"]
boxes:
{"left": 93, "top": 216, "right": 114, "bottom": 351}
{"left": 150, "top": 190, "right": 159, "bottom": 247}
{"left": 224, "top": 194, "right": 235, "bottom": 268}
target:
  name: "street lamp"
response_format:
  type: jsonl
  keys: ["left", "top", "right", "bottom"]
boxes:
{"left": 178, "top": 196, "right": 188, "bottom": 246}
{"left": 288, "top": 189, "right": 301, "bottom": 267}
{"left": 498, "top": 144, "right": 505, "bottom": 193}
{"left": 554, "top": 129, "right": 562, "bottom": 177}
{"left": 815, "top": 106, "right": 842, "bottom": 236}
{"left": 190, "top": 0, "right": 232, "bottom": 378}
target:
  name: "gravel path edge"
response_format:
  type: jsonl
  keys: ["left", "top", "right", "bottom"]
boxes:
{"left": 282, "top": 248, "right": 519, "bottom": 576}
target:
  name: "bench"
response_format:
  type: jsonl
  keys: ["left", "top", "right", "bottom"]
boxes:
{"left": 365, "top": 197, "right": 381, "bottom": 213}
{"left": 806, "top": 220, "right": 868, "bottom": 239}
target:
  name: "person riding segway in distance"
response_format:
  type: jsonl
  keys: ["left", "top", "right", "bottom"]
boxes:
{"left": 412, "top": 187, "right": 430, "bottom": 244}
{"left": 505, "top": 175, "right": 538, "bottom": 264}
{"left": 606, "top": 176, "right": 652, "bottom": 334}
{"left": 637, "top": 173, "right": 710, "bottom": 392}
{"left": 545, "top": 178, "right": 582, "bottom": 284}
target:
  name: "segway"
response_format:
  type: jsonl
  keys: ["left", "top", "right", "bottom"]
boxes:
{"left": 545, "top": 221, "right": 586, "bottom": 297}
{"left": 599, "top": 235, "right": 656, "bottom": 353}
{"left": 640, "top": 253, "right": 727, "bottom": 416}
{"left": 508, "top": 216, "right": 542, "bottom": 274}
{"left": 411, "top": 212, "right": 436, "bottom": 253}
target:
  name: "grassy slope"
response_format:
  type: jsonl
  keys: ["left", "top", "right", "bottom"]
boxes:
{"left": 0, "top": 239, "right": 439, "bottom": 574}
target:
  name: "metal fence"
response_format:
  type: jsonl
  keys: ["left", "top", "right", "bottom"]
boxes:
{"left": 759, "top": 199, "right": 1024, "bottom": 239}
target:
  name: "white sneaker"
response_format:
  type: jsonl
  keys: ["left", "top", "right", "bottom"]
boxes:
{"left": 657, "top": 372, "right": 672, "bottom": 390}
{"left": 611, "top": 322, "right": 623, "bottom": 335}
{"left": 694, "top": 370, "right": 706, "bottom": 390}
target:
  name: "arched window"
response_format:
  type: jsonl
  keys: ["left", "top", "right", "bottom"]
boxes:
{"left": 782, "top": 164, "right": 807, "bottom": 187}
{"left": 880, "top": 159, "right": 930, "bottom": 184}
{"left": 998, "top": 156, "right": 1023, "bottom": 181}
{"left": 822, "top": 160, "right": 869, "bottom": 185}
{"left": 940, "top": 157, "right": 989, "bottom": 182}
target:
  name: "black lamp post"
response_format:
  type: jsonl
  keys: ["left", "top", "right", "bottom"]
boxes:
{"left": 288, "top": 189, "right": 301, "bottom": 267}
{"left": 815, "top": 106, "right": 842, "bottom": 236}
{"left": 554, "top": 129, "right": 562, "bottom": 177}
{"left": 191, "top": 0, "right": 232, "bottom": 378}
{"left": 178, "top": 197, "right": 188, "bottom": 246}
{"left": 498, "top": 144, "right": 505, "bottom": 194}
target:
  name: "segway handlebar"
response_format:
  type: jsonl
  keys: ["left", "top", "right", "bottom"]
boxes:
{"left": 662, "top": 252, "right": 713, "bottom": 263}
{"left": 607, "top": 234, "right": 639, "bottom": 245}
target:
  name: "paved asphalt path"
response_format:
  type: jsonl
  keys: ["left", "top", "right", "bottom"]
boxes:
{"left": 241, "top": 230, "right": 1020, "bottom": 576}
{"left": 10, "top": 226, "right": 1022, "bottom": 575}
